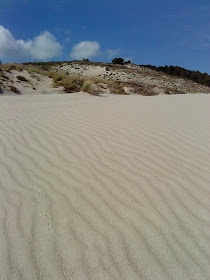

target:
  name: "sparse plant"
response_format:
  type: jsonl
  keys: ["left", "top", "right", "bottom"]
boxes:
{"left": 54, "top": 73, "right": 66, "bottom": 83}
{"left": 164, "top": 87, "right": 185, "bottom": 95}
{"left": 62, "top": 76, "right": 84, "bottom": 93}
{"left": 110, "top": 82, "right": 125, "bottom": 94}
{"left": 17, "top": 75, "right": 28, "bottom": 82}
{"left": 9, "top": 86, "right": 21, "bottom": 94}
{"left": 81, "top": 81, "right": 92, "bottom": 93}
{"left": 48, "top": 71, "right": 56, "bottom": 78}
{"left": 49, "top": 71, "right": 85, "bottom": 93}
{"left": 1, "top": 63, "right": 24, "bottom": 71}
{"left": 25, "top": 66, "right": 46, "bottom": 76}
{"left": 0, "top": 73, "right": 8, "bottom": 80}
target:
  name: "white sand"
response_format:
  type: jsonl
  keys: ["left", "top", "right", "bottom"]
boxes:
{"left": 0, "top": 93, "right": 209, "bottom": 280}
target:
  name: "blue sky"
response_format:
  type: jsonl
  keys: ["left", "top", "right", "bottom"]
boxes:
{"left": 0, "top": 0, "right": 209, "bottom": 73}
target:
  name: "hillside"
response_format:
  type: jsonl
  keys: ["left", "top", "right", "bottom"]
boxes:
{"left": 141, "top": 64, "right": 210, "bottom": 87}
{"left": 1, "top": 61, "right": 210, "bottom": 95}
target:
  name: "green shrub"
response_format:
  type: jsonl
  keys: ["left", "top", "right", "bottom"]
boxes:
{"left": 112, "top": 58, "right": 124, "bottom": 65}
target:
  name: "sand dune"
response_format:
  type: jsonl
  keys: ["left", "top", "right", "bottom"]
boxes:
{"left": 0, "top": 93, "right": 209, "bottom": 280}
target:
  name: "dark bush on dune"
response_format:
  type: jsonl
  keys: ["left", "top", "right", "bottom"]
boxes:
{"left": 112, "top": 58, "right": 124, "bottom": 65}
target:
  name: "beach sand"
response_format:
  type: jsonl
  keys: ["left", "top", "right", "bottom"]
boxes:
{"left": 0, "top": 93, "right": 209, "bottom": 280}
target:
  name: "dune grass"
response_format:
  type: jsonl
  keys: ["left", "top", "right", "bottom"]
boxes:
{"left": 49, "top": 71, "right": 131, "bottom": 94}
{"left": 81, "top": 81, "right": 92, "bottom": 93}
{"left": 25, "top": 66, "right": 46, "bottom": 76}
{"left": 49, "top": 71, "right": 85, "bottom": 93}
{"left": 1, "top": 63, "right": 47, "bottom": 76}
{"left": 1, "top": 63, "right": 24, "bottom": 72}
{"left": 0, "top": 62, "right": 195, "bottom": 95}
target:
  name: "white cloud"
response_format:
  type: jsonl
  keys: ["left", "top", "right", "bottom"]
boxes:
{"left": 0, "top": 25, "right": 62, "bottom": 60}
{"left": 30, "top": 31, "right": 62, "bottom": 59}
{"left": 105, "top": 49, "right": 120, "bottom": 59}
{"left": 70, "top": 41, "right": 100, "bottom": 60}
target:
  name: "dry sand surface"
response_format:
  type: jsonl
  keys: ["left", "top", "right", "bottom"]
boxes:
{"left": 0, "top": 93, "right": 209, "bottom": 280}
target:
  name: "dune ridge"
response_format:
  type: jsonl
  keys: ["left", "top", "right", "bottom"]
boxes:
{"left": 0, "top": 93, "right": 209, "bottom": 280}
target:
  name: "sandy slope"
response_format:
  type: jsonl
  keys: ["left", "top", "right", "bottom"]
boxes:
{"left": 1, "top": 70, "right": 63, "bottom": 96}
{"left": 56, "top": 63, "right": 210, "bottom": 94}
{"left": 0, "top": 93, "right": 209, "bottom": 280}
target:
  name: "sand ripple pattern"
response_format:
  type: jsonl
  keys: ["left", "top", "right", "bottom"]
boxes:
{"left": 0, "top": 93, "right": 209, "bottom": 280}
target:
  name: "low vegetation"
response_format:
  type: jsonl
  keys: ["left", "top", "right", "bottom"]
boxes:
{"left": 0, "top": 61, "right": 209, "bottom": 95}
{"left": 112, "top": 58, "right": 124, "bottom": 65}
{"left": 49, "top": 71, "right": 85, "bottom": 93}
{"left": 1, "top": 63, "right": 24, "bottom": 72}
{"left": 63, "top": 76, "right": 84, "bottom": 93}
{"left": 81, "top": 81, "right": 92, "bottom": 93}
{"left": 0, "top": 73, "right": 9, "bottom": 81}
{"left": 17, "top": 75, "right": 28, "bottom": 82}
{"left": 110, "top": 82, "right": 125, "bottom": 94}
{"left": 25, "top": 66, "right": 46, "bottom": 76}
{"left": 23, "top": 61, "right": 68, "bottom": 72}
{"left": 141, "top": 64, "right": 210, "bottom": 87}
{"left": 0, "top": 63, "right": 46, "bottom": 75}
{"left": 9, "top": 86, "right": 20, "bottom": 94}
{"left": 49, "top": 70, "right": 132, "bottom": 94}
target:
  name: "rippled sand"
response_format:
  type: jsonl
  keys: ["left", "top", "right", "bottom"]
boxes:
{"left": 0, "top": 93, "right": 209, "bottom": 280}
